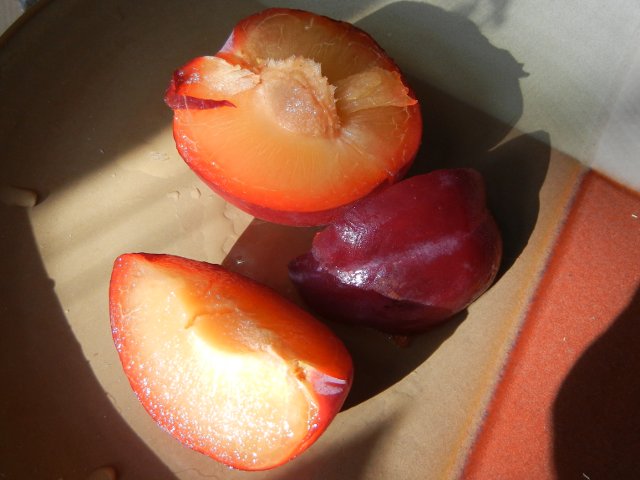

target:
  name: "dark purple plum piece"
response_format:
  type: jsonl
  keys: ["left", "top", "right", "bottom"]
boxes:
{"left": 288, "top": 168, "right": 502, "bottom": 334}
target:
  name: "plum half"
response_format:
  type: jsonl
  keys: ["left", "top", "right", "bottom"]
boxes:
{"left": 288, "top": 169, "right": 502, "bottom": 334}
{"left": 165, "top": 8, "right": 422, "bottom": 226}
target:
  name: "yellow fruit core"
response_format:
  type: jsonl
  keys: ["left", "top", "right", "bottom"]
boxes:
{"left": 258, "top": 56, "right": 340, "bottom": 137}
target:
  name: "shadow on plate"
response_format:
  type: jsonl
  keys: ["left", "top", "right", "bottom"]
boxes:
{"left": 274, "top": 414, "right": 402, "bottom": 480}
{"left": 356, "top": 0, "right": 527, "bottom": 162}
{"left": 553, "top": 286, "right": 640, "bottom": 478}
{"left": 0, "top": 209, "right": 177, "bottom": 479}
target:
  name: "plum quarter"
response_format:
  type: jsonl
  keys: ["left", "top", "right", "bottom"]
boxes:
{"left": 109, "top": 253, "right": 353, "bottom": 470}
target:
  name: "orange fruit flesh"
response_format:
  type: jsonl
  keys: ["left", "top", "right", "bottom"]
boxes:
{"left": 111, "top": 255, "right": 350, "bottom": 470}
{"left": 170, "top": 9, "right": 421, "bottom": 214}
{"left": 173, "top": 60, "right": 419, "bottom": 212}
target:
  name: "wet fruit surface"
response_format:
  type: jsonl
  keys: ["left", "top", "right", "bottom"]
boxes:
{"left": 165, "top": 8, "right": 422, "bottom": 225}
{"left": 289, "top": 169, "right": 502, "bottom": 333}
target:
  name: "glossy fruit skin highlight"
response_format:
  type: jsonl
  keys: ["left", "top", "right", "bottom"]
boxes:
{"left": 165, "top": 8, "right": 422, "bottom": 226}
{"left": 109, "top": 253, "right": 352, "bottom": 471}
{"left": 289, "top": 169, "right": 502, "bottom": 334}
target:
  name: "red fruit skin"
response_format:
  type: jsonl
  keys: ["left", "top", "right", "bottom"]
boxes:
{"left": 110, "top": 253, "right": 353, "bottom": 471}
{"left": 164, "top": 8, "right": 423, "bottom": 226}
{"left": 288, "top": 169, "right": 502, "bottom": 334}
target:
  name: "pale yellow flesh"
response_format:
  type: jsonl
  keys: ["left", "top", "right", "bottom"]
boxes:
{"left": 115, "top": 262, "right": 317, "bottom": 469}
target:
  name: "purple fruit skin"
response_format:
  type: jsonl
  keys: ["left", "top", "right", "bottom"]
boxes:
{"left": 288, "top": 169, "right": 502, "bottom": 334}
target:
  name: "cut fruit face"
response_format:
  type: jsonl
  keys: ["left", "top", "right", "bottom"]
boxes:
{"left": 166, "top": 8, "right": 422, "bottom": 225}
{"left": 109, "top": 253, "right": 352, "bottom": 470}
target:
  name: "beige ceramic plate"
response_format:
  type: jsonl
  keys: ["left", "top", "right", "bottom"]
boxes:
{"left": 0, "top": 1, "right": 583, "bottom": 479}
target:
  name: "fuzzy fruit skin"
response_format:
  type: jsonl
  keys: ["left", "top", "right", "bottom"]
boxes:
{"left": 165, "top": 8, "right": 422, "bottom": 226}
{"left": 109, "top": 253, "right": 352, "bottom": 471}
{"left": 289, "top": 169, "right": 502, "bottom": 334}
